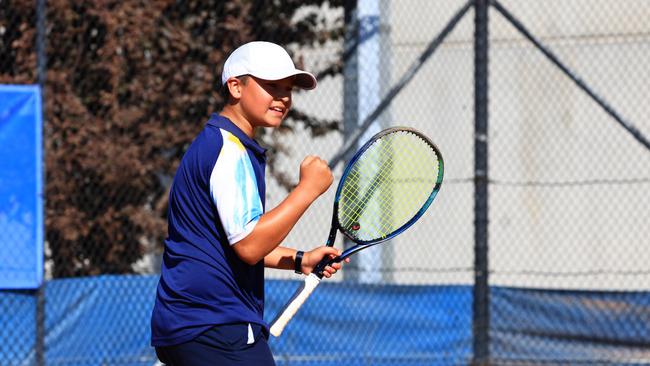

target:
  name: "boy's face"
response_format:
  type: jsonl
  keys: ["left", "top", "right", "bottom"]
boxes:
{"left": 237, "top": 76, "right": 294, "bottom": 129}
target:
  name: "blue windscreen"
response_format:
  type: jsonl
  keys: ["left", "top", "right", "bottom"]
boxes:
{"left": 0, "top": 84, "right": 43, "bottom": 289}
{"left": 2, "top": 277, "right": 648, "bottom": 365}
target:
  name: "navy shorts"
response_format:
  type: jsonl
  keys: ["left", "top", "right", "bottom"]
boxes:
{"left": 155, "top": 323, "right": 275, "bottom": 366}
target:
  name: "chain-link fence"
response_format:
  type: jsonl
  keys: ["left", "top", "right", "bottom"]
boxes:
{"left": 1, "top": 0, "right": 649, "bottom": 365}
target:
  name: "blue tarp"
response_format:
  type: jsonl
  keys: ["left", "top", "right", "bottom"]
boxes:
{"left": 2, "top": 275, "right": 649, "bottom": 365}
{"left": 491, "top": 286, "right": 650, "bottom": 364}
{"left": 0, "top": 85, "right": 43, "bottom": 289}
{"left": 268, "top": 280, "right": 472, "bottom": 366}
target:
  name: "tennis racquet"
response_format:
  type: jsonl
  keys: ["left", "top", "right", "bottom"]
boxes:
{"left": 269, "top": 126, "right": 444, "bottom": 337}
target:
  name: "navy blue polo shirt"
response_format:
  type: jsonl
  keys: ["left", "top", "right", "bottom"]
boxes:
{"left": 151, "top": 114, "right": 267, "bottom": 347}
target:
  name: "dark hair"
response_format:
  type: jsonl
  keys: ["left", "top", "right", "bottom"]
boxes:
{"left": 219, "top": 75, "right": 250, "bottom": 101}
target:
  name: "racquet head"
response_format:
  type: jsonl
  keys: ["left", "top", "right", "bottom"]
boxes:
{"left": 335, "top": 127, "right": 443, "bottom": 247}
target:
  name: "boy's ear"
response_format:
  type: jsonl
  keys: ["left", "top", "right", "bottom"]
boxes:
{"left": 226, "top": 78, "right": 243, "bottom": 99}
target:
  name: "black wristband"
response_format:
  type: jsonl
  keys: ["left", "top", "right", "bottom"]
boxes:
{"left": 294, "top": 250, "right": 304, "bottom": 274}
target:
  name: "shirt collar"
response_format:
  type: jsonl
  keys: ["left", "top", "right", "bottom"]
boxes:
{"left": 207, "top": 114, "right": 267, "bottom": 155}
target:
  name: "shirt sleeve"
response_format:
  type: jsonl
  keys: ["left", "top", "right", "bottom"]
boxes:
{"left": 210, "top": 130, "right": 264, "bottom": 244}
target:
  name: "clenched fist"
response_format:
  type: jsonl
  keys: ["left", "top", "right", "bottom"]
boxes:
{"left": 298, "top": 155, "right": 333, "bottom": 197}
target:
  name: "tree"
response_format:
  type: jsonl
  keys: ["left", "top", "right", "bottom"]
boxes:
{"left": 1, "top": 0, "right": 344, "bottom": 277}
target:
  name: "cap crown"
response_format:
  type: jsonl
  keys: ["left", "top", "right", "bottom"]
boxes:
{"left": 221, "top": 41, "right": 316, "bottom": 90}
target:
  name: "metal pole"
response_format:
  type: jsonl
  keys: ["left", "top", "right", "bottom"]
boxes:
{"left": 35, "top": 0, "right": 47, "bottom": 364}
{"left": 352, "top": 0, "right": 386, "bottom": 284}
{"left": 472, "top": 0, "right": 490, "bottom": 364}
{"left": 341, "top": 0, "right": 359, "bottom": 282}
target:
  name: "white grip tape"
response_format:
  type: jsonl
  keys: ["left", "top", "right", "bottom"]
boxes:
{"left": 269, "top": 273, "right": 321, "bottom": 337}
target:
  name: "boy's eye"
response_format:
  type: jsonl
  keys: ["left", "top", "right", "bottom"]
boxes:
{"left": 266, "top": 82, "right": 293, "bottom": 92}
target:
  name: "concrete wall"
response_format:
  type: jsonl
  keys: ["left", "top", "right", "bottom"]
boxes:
{"left": 265, "top": 0, "right": 650, "bottom": 291}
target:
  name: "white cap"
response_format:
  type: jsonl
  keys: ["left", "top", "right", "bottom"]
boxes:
{"left": 221, "top": 41, "right": 317, "bottom": 90}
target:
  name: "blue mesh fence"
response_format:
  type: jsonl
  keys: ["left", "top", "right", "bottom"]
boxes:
{"left": 2, "top": 277, "right": 649, "bottom": 364}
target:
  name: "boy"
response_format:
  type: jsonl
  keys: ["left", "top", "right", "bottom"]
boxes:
{"left": 150, "top": 41, "right": 347, "bottom": 365}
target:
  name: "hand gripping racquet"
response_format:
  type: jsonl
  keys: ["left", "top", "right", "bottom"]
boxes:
{"left": 269, "top": 127, "right": 444, "bottom": 337}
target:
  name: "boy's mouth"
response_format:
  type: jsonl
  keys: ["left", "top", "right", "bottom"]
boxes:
{"left": 269, "top": 106, "right": 285, "bottom": 115}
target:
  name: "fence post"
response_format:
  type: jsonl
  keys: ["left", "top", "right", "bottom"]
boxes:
{"left": 35, "top": 0, "right": 47, "bottom": 364}
{"left": 472, "top": 0, "right": 490, "bottom": 364}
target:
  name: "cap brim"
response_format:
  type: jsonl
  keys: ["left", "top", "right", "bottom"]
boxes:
{"left": 291, "top": 71, "right": 317, "bottom": 90}
{"left": 249, "top": 70, "right": 317, "bottom": 90}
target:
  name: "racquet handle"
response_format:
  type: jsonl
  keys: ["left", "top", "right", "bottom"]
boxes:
{"left": 269, "top": 273, "right": 321, "bottom": 337}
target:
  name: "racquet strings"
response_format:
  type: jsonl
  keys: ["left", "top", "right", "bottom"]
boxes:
{"left": 338, "top": 130, "right": 441, "bottom": 242}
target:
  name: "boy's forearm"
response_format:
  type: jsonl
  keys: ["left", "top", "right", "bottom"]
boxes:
{"left": 264, "top": 246, "right": 296, "bottom": 270}
{"left": 232, "top": 184, "right": 319, "bottom": 265}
